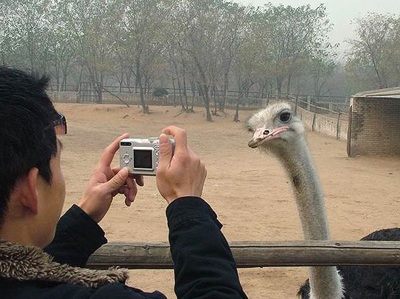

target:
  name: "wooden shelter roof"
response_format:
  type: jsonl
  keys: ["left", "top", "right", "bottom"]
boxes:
{"left": 353, "top": 87, "right": 400, "bottom": 99}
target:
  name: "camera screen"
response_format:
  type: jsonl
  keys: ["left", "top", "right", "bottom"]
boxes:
{"left": 133, "top": 149, "right": 153, "bottom": 169}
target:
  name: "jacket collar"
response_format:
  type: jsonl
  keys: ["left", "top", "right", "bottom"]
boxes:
{"left": 0, "top": 240, "right": 128, "bottom": 288}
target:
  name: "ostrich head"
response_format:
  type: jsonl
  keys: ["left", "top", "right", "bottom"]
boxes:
{"left": 247, "top": 102, "right": 304, "bottom": 154}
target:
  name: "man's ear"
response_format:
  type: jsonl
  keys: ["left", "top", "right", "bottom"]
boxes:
{"left": 18, "top": 167, "right": 40, "bottom": 215}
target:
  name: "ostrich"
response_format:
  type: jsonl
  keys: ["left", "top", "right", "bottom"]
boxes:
{"left": 246, "top": 102, "right": 400, "bottom": 299}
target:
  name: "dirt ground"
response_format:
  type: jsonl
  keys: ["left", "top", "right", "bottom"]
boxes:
{"left": 54, "top": 102, "right": 400, "bottom": 299}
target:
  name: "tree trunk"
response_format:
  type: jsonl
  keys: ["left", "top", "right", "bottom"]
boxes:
{"left": 199, "top": 83, "right": 212, "bottom": 121}
{"left": 172, "top": 60, "right": 185, "bottom": 111}
{"left": 276, "top": 76, "right": 283, "bottom": 99}
{"left": 193, "top": 54, "right": 212, "bottom": 121}
{"left": 136, "top": 63, "right": 148, "bottom": 113}
{"left": 233, "top": 87, "right": 242, "bottom": 122}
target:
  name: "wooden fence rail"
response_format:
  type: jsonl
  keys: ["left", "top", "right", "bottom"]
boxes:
{"left": 87, "top": 241, "right": 400, "bottom": 269}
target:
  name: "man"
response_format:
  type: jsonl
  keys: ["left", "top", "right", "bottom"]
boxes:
{"left": 0, "top": 67, "right": 247, "bottom": 299}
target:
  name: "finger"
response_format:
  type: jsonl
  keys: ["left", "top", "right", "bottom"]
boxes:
{"left": 118, "top": 185, "right": 128, "bottom": 194}
{"left": 124, "top": 188, "right": 134, "bottom": 206}
{"left": 162, "top": 126, "right": 187, "bottom": 155}
{"left": 125, "top": 195, "right": 132, "bottom": 206}
{"left": 157, "top": 133, "right": 173, "bottom": 175}
{"left": 133, "top": 174, "right": 144, "bottom": 186}
{"left": 102, "top": 167, "right": 129, "bottom": 195}
{"left": 112, "top": 166, "right": 120, "bottom": 173}
{"left": 98, "top": 133, "right": 129, "bottom": 170}
{"left": 116, "top": 174, "right": 141, "bottom": 206}
{"left": 126, "top": 176, "right": 137, "bottom": 201}
{"left": 124, "top": 176, "right": 137, "bottom": 206}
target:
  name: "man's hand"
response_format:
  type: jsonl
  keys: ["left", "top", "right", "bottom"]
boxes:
{"left": 78, "top": 133, "right": 143, "bottom": 223}
{"left": 156, "top": 126, "right": 206, "bottom": 204}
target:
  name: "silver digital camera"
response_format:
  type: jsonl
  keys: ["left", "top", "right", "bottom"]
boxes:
{"left": 119, "top": 137, "right": 175, "bottom": 176}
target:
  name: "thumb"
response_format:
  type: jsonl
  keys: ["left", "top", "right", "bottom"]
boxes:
{"left": 157, "top": 134, "right": 172, "bottom": 171}
{"left": 103, "top": 167, "right": 129, "bottom": 193}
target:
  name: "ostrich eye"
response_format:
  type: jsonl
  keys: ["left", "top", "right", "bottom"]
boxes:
{"left": 279, "top": 112, "right": 291, "bottom": 123}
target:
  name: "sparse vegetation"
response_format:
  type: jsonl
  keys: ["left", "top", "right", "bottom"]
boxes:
{"left": 1, "top": 1, "right": 399, "bottom": 119}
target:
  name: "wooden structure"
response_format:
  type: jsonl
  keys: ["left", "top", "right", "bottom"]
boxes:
{"left": 87, "top": 241, "right": 400, "bottom": 270}
{"left": 347, "top": 87, "right": 400, "bottom": 156}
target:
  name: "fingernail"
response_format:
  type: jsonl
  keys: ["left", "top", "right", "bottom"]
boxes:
{"left": 120, "top": 167, "right": 129, "bottom": 179}
{"left": 159, "top": 134, "right": 168, "bottom": 144}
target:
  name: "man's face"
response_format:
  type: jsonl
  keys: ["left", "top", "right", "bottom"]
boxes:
{"left": 37, "top": 140, "right": 66, "bottom": 247}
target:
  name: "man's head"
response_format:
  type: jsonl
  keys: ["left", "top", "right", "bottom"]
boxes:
{"left": 0, "top": 67, "right": 65, "bottom": 247}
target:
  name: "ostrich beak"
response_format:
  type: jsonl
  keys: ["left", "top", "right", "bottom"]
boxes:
{"left": 248, "top": 126, "right": 290, "bottom": 148}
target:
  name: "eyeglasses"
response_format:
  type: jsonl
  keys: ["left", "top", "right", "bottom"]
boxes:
{"left": 53, "top": 113, "right": 67, "bottom": 135}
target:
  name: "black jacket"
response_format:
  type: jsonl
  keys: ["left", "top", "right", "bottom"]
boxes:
{"left": 0, "top": 197, "right": 247, "bottom": 299}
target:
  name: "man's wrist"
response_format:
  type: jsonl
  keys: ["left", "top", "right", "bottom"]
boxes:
{"left": 166, "top": 197, "right": 222, "bottom": 231}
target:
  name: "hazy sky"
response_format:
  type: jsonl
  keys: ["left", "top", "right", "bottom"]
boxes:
{"left": 233, "top": 0, "right": 400, "bottom": 55}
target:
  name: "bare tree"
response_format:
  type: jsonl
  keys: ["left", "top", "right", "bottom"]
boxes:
{"left": 252, "top": 4, "right": 333, "bottom": 98}
{"left": 173, "top": 0, "right": 244, "bottom": 121}
{"left": 0, "top": 0, "right": 51, "bottom": 70}
{"left": 346, "top": 12, "right": 400, "bottom": 89}
{"left": 64, "top": 0, "right": 121, "bottom": 102}
{"left": 0, "top": 0, "right": 349, "bottom": 117}
{"left": 116, "top": 0, "right": 172, "bottom": 113}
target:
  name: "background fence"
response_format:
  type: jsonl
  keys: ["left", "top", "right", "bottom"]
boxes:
{"left": 50, "top": 87, "right": 350, "bottom": 141}
{"left": 291, "top": 97, "right": 349, "bottom": 140}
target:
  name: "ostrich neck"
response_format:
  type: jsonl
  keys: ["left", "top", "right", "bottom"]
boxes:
{"left": 275, "top": 137, "right": 344, "bottom": 299}
{"left": 277, "top": 137, "right": 329, "bottom": 240}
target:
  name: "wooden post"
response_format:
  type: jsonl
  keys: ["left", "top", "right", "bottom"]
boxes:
{"left": 312, "top": 111, "right": 317, "bottom": 131}
{"left": 336, "top": 109, "right": 342, "bottom": 139}
{"left": 294, "top": 95, "right": 299, "bottom": 116}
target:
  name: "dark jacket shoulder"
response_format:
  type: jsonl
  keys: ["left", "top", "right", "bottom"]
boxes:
{"left": 0, "top": 279, "right": 166, "bottom": 299}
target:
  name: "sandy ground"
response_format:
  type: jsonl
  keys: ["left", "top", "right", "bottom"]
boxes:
{"left": 54, "top": 102, "right": 400, "bottom": 299}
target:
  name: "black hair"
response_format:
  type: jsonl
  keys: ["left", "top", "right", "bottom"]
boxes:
{"left": 0, "top": 67, "right": 59, "bottom": 225}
